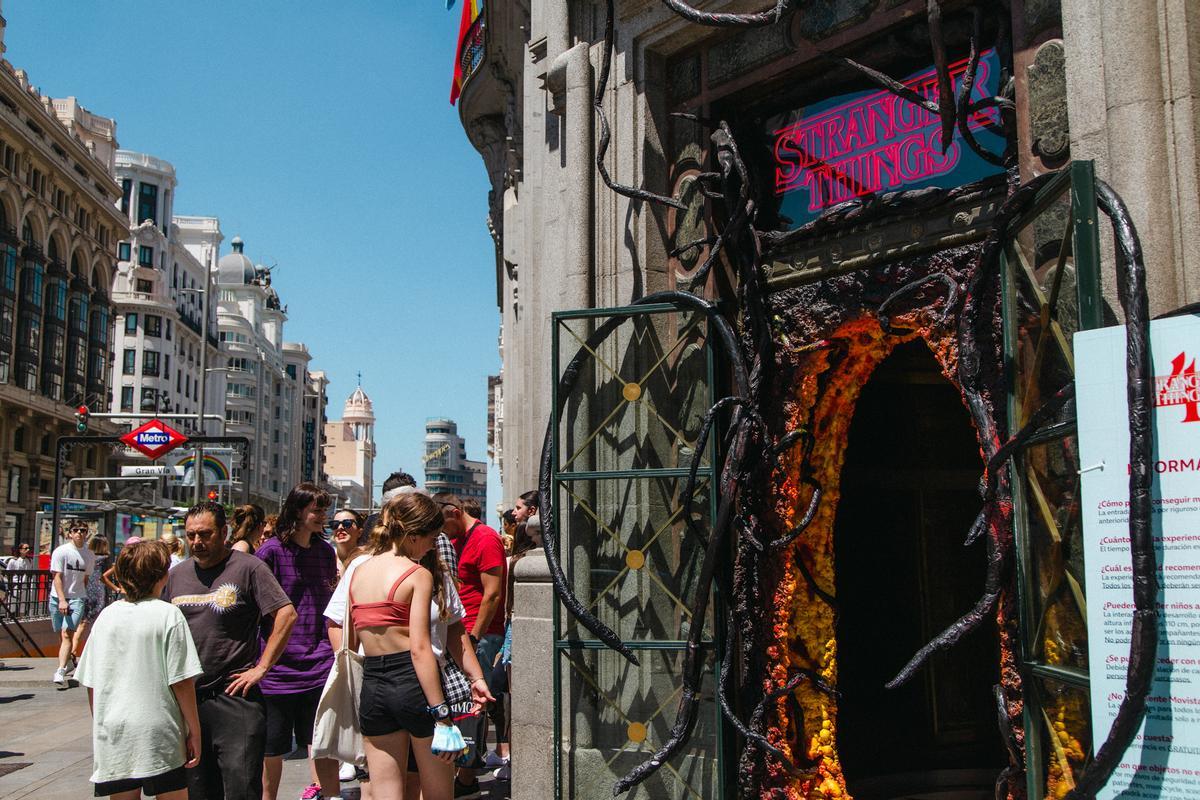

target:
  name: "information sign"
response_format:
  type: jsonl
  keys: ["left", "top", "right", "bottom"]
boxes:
{"left": 119, "top": 419, "right": 189, "bottom": 461}
{"left": 1077, "top": 315, "right": 1200, "bottom": 799}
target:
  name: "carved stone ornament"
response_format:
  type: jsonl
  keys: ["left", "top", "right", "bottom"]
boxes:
{"left": 1028, "top": 40, "right": 1070, "bottom": 161}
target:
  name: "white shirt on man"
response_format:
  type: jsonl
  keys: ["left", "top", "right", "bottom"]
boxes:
{"left": 49, "top": 541, "right": 94, "bottom": 601}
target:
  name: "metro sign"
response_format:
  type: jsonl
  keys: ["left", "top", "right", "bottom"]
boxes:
{"left": 120, "top": 419, "right": 189, "bottom": 460}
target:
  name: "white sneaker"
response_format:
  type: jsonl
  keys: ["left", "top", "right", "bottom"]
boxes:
{"left": 339, "top": 762, "right": 357, "bottom": 782}
{"left": 64, "top": 654, "right": 77, "bottom": 677}
{"left": 494, "top": 762, "right": 511, "bottom": 781}
{"left": 482, "top": 750, "right": 509, "bottom": 769}
{"left": 52, "top": 667, "right": 67, "bottom": 688}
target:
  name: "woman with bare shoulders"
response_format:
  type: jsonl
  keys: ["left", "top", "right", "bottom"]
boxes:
{"left": 229, "top": 504, "right": 265, "bottom": 554}
{"left": 349, "top": 492, "right": 464, "bottom": 800}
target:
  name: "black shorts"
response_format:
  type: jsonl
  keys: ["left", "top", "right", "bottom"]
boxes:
{"left": 359, "top": 651, "right": 434, "bottom": 739}
{"left": 264, "top": 686, "right": 323, "bottom": 757}
{"left": 95, "top": 765, "right": 187, "bottom": 796}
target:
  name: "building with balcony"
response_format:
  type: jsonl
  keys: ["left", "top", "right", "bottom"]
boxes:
{"left": 0, "top": 10, "right": 128, "bottom": 551}
{"left": 422, "top": 417, "right": 485, "bottom": 510}
{"left": 108, "top": 154, "right": 223, "bottom": 462}
{"left": 216, "top": 236, "right": 315, "bottom": 509}
{"left": 323, "top": 384, "right": 375, "bottom": 511}
{"left": 455, "top": 3, "right": 1200, "bottom": 800}
{"left": 300, "top": 367, "right": 328, "bottom": 487}
{"left": 283, "top": 342, "right": 328, "bottom": 490}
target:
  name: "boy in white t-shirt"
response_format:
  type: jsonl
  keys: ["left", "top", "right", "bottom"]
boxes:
{"left": 76, "top": 540, "right": 202, "bottom": 799}
{"left": 49, "top": 520, "right": 95, "bottom": 687}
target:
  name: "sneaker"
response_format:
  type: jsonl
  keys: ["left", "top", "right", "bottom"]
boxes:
{"left": 482, "top": 750, "right": 509, "bottom": 769}
{"left": 494, "top": 762, "right": 511, "bottom": 781}
{"left": 339, "top": 762, "right": 357, "bottom": 782}
{"left": 453, "top": 780, "right": 482, "bottom": 799}
{"left": 299, "top": 784, "right": 323, "bottom": 800}
{"left": 65, "top": 654, "right": 77, "bottom": 676}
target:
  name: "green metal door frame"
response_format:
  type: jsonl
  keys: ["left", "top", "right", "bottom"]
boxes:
{"left": 1002, "top": 161, "right": 1104, "bottom": 800}
{"left": 550, "top": 301, "right": 728, "bottom": 799}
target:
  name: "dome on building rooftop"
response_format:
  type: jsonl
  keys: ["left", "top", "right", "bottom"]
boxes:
{"left": 344, "top": 385, "right": 374, "bottom": 420}
{"left": 217, "top": 236, "right": 255, "bottom": 285}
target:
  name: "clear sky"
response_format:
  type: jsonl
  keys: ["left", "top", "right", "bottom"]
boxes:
{"left": 4, "top": 1, "right": 503, "bottom": 522}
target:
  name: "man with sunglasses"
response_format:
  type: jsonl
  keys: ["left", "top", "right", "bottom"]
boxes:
{"left": 49, "top": 520, "right": 95, "bottom": 688}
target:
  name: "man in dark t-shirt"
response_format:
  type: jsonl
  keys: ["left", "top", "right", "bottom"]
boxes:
{"left": 165, "top": 502, "right": 296, "bottom": 800}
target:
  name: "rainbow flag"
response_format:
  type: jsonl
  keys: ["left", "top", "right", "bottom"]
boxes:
{"left": 450, "top": 0, "right": 484, "bottom": 105}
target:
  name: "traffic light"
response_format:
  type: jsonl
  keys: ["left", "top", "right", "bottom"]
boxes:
{"left": 75, "top": 405, "right": 89, "bottom": 434}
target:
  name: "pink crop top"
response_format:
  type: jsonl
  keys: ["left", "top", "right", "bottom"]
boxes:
{"left": 349, "top": 564, "right": 422, "bottom": 631}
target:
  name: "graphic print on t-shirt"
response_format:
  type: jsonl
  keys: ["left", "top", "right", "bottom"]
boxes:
{"left": 171, "top": 583, "right": 240, "bottom": 613}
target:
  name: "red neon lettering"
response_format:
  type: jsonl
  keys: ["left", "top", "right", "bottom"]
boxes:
{"left": 773, "top": 53, "right": 997, "bottom": 206}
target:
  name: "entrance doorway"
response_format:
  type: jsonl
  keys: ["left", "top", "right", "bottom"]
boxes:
{"left": 833, "top": 340, "right": 1004, "bottom": 799}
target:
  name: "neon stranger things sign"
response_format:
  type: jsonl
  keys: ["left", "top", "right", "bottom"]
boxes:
{"left": 770, "top": 50, "right": 1006, "bottom": 227}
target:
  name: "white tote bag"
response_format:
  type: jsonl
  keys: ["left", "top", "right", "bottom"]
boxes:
{"left": 311, "top": 643, "right": 365, "bottom": 765}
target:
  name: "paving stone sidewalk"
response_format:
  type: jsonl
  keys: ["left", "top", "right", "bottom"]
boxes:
{"left": 0, "top": 659, "right": 506, "bottom": 799}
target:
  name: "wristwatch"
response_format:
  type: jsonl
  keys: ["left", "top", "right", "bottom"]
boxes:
{"left": 428, "top": 702, "right": 451, "bottom": 721}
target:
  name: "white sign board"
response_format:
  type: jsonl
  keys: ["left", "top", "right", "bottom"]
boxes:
{"left": 1077, "top": 314, "right": 1200, "bottom": 800}
{"left": 120, "top": 465, "right": 183, "bottom": 478}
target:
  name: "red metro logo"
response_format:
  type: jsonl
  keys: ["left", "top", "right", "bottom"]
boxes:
{"left": 120, "top": 418, "right": 189, "bottom": 460}
{"left": 1156, "top": 352, "right": 1200, "bottom": 423}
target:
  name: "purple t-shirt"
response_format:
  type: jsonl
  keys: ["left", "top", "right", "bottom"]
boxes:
{"left": 256, "top": 535, "right": 337, "bottom": 694}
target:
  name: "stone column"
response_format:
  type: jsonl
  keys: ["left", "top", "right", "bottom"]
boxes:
{"left": 510, "top": 548, "right": 555, "bottom": 800}
{"left": 1061, "top": 0, "right": 1200, "bottom": 314}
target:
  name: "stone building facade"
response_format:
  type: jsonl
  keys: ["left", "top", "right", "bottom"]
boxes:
{"left": 456, "top": 2, "right": 1200, "bottom": 799}
{"left": 215, "top": 237, "right": 312, "bottom": 509}
{"left": 323, "top": 385, "right": 375, "bottom": 510}
{"left": 422, "top": 416, "right": 487, "bottom": 510}
{"left": 108, "top": 154, "right": 223, "bottom": 436}
{"left": 0, "top": 11, "right": 127, "bottom": 550}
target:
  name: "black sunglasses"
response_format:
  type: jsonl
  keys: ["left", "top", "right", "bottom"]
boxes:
{"left": 328, "top": 519, "right": 358, "bottom": 531}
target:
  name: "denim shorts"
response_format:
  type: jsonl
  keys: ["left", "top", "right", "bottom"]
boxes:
{"left": 50, "top": 597, "right": 86, "bottom": 632}
{"left": 359, "top": 651, "right": 434, "bottom": 739}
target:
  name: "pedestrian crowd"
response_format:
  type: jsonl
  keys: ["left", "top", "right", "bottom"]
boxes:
{"left": 42, "top": 471, "right": 543, "bottom": 800}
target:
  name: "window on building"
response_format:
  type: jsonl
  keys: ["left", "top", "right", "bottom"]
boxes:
{"left": 118, "top": 242, "right": 131, "bottom": 262}
{"left": 12, "top": 427, "right": 23, "bottom": 452}
{"left": 163, "top": 354, "right": 170, "bottom": 375}
{"left": 136, "top": 278, "right": 152, "bottom": 294}
{"left": 120, "top": 178, "right": 132, "bottom": 214}
{"left": 142, "top": 350, "right": 159, "bottom": 376}
{"left": 286, "top": 364, "right": 297, "bottom": 379}
{"left": 176, "top": 369, "right": 181, "bottom": 393}
{"left": 138, "top": 246, "right": 154, "bottom": 268}
{"left": 120, "top": 385, "right": 134, "bottom": 412}
{"left": 137, "top": 182, "right": 158, "bottom": 225}
{"left": 122, "top": 349, "right": 135, "bottom": 374}
{"left": 125, "top": 313, "right": 137, "bottom": 334}
{"left": 144, "top": 315, "right": 161, "bottom": 337}
{"left": 7, "top": 466, "right": 20, "bottom": 504}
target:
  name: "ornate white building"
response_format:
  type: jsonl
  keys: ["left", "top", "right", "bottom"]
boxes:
{"left": 216, "top": 236, "right": 314, "bottom": 509}
{"left": 323, "top": 385, "right": 375, "bottom": 510}
{"left": 108, "top": 153, "right": 223, "bottom": 452}
{"left": 0, "top": 15, "right": 128, "bottom": 548}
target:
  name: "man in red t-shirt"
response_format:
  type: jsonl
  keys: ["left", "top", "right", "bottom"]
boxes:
{"left": 435, "top": 492, "right": 506, "bottom": 794}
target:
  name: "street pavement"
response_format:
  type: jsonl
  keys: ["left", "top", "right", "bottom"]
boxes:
{"left": 0, "top": 659, "right": 506, "bottom": 799}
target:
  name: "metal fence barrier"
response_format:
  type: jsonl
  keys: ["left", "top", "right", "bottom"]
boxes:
{"left": 0, "top": 570, "right": 54, "bottom": 621}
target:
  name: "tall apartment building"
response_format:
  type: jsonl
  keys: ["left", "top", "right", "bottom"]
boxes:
{"left": 300, "top": 368, "right": 328, "bottom": 486}
{"left": 0, "top": 12, "right": 128, "bottom": 549}
{"left": 323, "top": 385, "right": 375, "bottom": 510}
{"left": 422, "top": 417, "right": 486, "bottom": 510}
{"left": 108, "top": 154, "right": 223, "bottom": 448}
{"left": 215, "top": 237, "right": 312, "bottom": 509}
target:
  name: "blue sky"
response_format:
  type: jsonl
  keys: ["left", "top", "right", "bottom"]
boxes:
{"left": 5, "top": 1, "right": 503, "bottom": 521}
